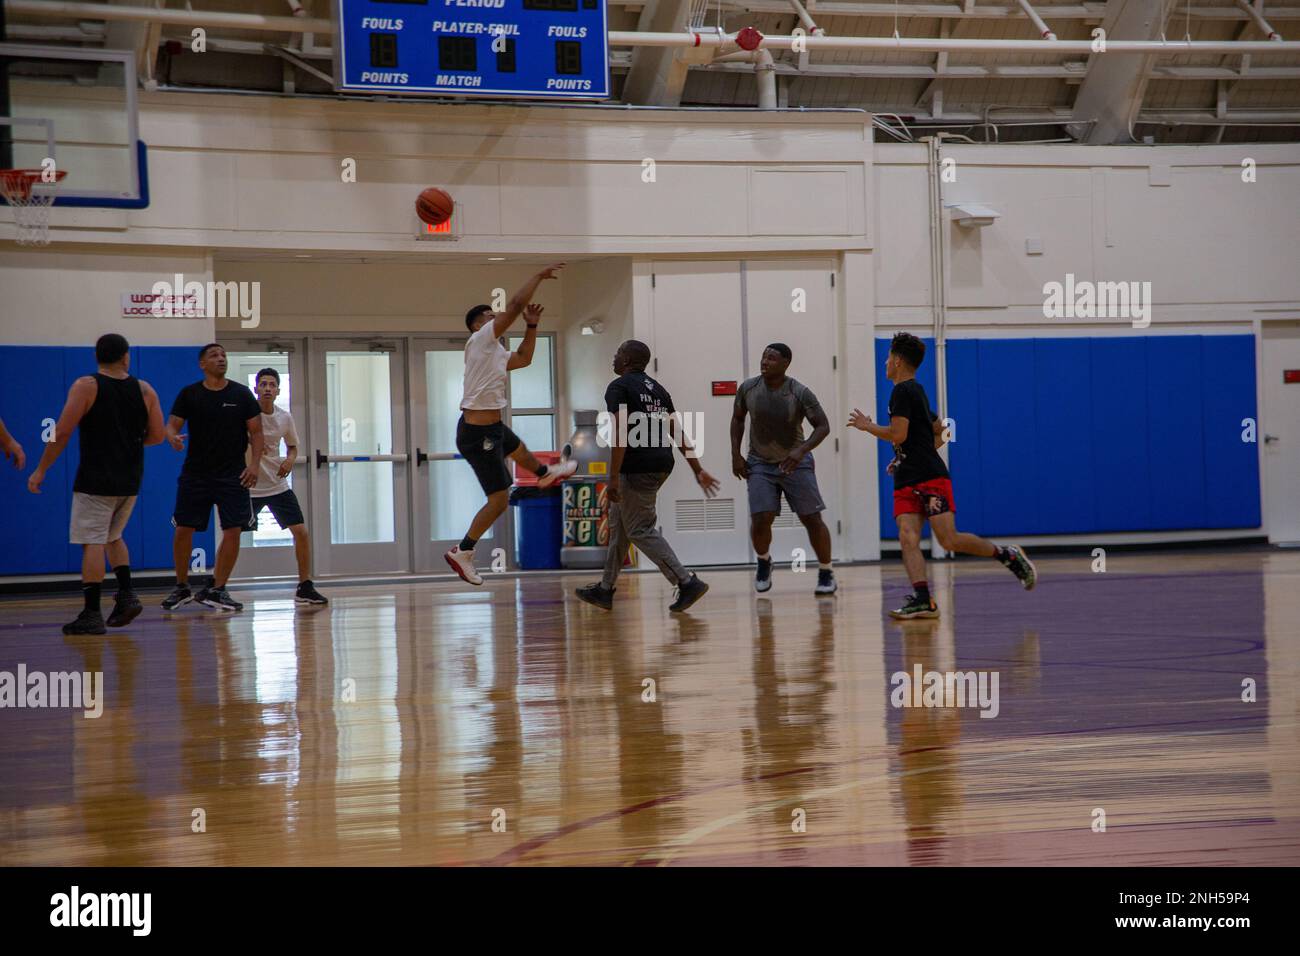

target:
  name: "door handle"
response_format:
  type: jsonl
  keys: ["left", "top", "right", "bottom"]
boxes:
{"left": 1263, "top": 434, "right": 1279, "bottom": 444}
{"left": 416, "top": 448, "right": 428, "bottom": 467}
{"left": 315, "top": 449, "right": 326, "bottom": 469}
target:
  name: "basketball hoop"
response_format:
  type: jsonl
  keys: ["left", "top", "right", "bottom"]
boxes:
{"left": 1, "top": 169, "right": 68, "bottom": 246}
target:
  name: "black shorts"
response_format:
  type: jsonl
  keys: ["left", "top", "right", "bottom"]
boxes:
{"left": 250, "top": 489, "right": 305, "bottom": 530}
{"left": 173, "top": 472, "right": 252, "bottom": 532}
{"left": 456, "top": 416, "right": 521, "bottom": 495}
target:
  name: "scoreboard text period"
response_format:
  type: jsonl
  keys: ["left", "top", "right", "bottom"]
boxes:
{"left": 335, "top": 0, "right": 610, "bottom": 100}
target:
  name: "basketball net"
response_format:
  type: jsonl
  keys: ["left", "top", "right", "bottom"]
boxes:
{"left": 1, "top": 169, "right": 67, "bottom": 246}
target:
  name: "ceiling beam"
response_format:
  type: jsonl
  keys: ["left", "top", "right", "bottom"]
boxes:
{"left": 1068, "top": 0, "right": 1180, "bottom": 143}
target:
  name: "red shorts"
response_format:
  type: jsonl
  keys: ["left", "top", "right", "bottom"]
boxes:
{"left": 893, "top": 477, "right": 956, "bottom": 519}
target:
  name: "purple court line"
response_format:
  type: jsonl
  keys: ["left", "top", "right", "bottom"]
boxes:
{"left": 486, "top": 765, "right": 818, "bottom": 865}
{"left": 485, "top": 713, "right": 1272, "bottom": 866}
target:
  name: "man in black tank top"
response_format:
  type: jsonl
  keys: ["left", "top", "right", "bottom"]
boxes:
{"left": 27, "top": 334, "right": 166, "bottom": 635}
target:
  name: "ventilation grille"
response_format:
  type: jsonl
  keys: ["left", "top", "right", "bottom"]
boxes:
{"left": 675, "top": 498, "right": 736, "bottom": 532}
{"left": 771, "top": 510, "right": 800, "bottom": 529}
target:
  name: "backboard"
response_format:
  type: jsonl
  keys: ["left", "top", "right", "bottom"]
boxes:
{"left": 0, "top": 43, "right": 146, "bottom": 208}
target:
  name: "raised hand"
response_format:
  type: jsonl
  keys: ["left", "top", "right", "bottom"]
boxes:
{"left": 847, "top": 408, "right": 873, "bottom": 431}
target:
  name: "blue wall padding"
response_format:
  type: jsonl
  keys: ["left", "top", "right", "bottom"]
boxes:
{"left": 1200, "top": 335, "right": 1260, "bottom": 529}
{"left": 0, "top": 346, "right": 215, "bottom": 575}
{"left": 876, "top": 334, "right": 1261, "bottom": 539}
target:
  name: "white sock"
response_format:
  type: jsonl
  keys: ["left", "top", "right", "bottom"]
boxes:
{"left": 819, "top": 562, "right": 833, "bottom": 571}
{"left": 757, "top": 552, "right": 771, "bottom": 561}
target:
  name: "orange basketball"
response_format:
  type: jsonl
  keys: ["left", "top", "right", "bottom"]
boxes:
{"left": 415, "top": 187, "right": 453, "bottom": 225}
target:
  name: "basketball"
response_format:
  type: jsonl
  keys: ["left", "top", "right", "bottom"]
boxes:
{"left": 415, "top": 186, "right": 453, "bottom": 225}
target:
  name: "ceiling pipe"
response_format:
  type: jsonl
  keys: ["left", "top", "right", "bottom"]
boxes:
{"left": 1015, "top": 0, "right": 1058, "bottom": 39}
{"left": 613, "top": 31, "right": 1300, "bottom": 51}
{"left": 755, "top": 49, "right": 777, "bottom": 108}
{"left": 8, "top": 3, "right": 1300, "bottom": 52}
{"left": 787, "top": 0, "right": 826, "bottom": 36}
{"left": 5, "top": 0, "right": 332, "bottom": 33}
{"left": 1235, "top": 0, "right": 1284, "bottom": 40}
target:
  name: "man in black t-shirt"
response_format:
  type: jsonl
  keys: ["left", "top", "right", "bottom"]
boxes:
{"left": 161, "top": 343, "right": 264, "bottom": 613}
{"left": 574, "top": 339, "right": 720, "bottom": 614}
{"left": 848, "top": 332, "right": 1036, "bottom": 619}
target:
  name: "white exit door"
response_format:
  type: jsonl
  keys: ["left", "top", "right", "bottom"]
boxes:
{"left": 1262, "top": 323, "right": 1300, "bottom": 544}
{"left": 742, "top": 259, "right": 841, "bottom": 563}
{"left": 409, "top": 337, "right": 507, "bottom": 571}
{"left": 648, "top": 261, "right": 749, "bottom": 565}
{"left": 308, "top": 339, "right": 411, "bottom": 574}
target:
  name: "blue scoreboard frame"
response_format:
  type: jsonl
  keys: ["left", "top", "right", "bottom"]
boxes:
{"left": 334, "top": 0, "right": 609, "bottom": 100}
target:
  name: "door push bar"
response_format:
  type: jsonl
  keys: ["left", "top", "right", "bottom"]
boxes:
{"left": 414, "top": 449, "right": 465, "bottom": 467}
{"left": 315, "top": 451, "right": 410, "bottom": 469}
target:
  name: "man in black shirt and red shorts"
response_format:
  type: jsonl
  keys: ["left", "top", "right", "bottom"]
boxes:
{"left": 162, "top": 343, "right": 264, "bottom": 613}
{"left": 849, "top": 332, "right": 1036, "bottom": 618}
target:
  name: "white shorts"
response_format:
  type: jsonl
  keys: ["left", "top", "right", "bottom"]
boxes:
{"left": 69, "top": 493, "right": 136, "bottom": 545}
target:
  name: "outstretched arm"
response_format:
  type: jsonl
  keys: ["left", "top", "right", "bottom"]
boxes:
{"left": 672, "top": 415, "right": 720, "bottom": 498}
{"left": 28, "top": 377, "right": 96, "bottom": 493}
{"left": 847, "top": 407, "right": 908, "bottom": 444}
{"left": 493, "top": 263, "right": 565, "bottom": 338}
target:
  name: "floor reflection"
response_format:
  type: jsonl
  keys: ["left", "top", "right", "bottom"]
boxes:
{"left": 0, "top": 550, "right": 1296, "bottom": 866}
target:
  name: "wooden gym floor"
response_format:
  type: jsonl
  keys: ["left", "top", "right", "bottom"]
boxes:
{"left": 1, "top": 550, "right": 1298, "bottom": 866}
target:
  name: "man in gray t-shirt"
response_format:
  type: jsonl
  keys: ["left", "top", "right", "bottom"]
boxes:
{"left": 730, "top": 343, "right": 836, "bottom": 595}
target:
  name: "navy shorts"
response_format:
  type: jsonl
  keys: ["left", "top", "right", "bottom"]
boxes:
{"left": 456, "top": 416, "right": 522, "bottom": 496}
{"left": 250, "top": 489, "right": 305, "bottom": 530}
{"left": 746, "top": 453, "right": 825, "bottom": 517}
{"left": 173, "top": 472, "right": 252, "bottom": 532}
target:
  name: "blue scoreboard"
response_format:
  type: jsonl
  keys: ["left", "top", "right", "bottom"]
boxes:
{"left": 334, "top": 0, "right": 609, "bottom": 100}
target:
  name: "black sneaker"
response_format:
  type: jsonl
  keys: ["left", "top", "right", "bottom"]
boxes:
{"left": 669, "top": 574, "right": 709, "bottom": 613}
{"left": 62, "top": 609, "right": 107, "bottom": 635}
{"left": 754, "top": 556, "right": 773, "bottom": 593}
{"left": 106, "top": 590, "right": 143, "bottom": 628}
{"left": 196, "top": 586, "right": 243, "bottom": 613}
{"left": 574, "top": 582, "right": 615, "bottom": 610}
{"left": 815, "top": 568, "right": 838, "bottom": 595}
{"left": 160, "top": 585, "right": 193, "bottom": 610}
{"left": 889, "top": 593, "right": 939, "bottom": 620}
{"left": 295, "top": 581, "right": 328, "bottom": 606}
{"left": 1004, "top": 546, "right": 1037, "bottom": 591}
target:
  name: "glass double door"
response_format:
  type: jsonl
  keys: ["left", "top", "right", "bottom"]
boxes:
{"left": 225, "top": 337, "right": 513, "bottom": 580}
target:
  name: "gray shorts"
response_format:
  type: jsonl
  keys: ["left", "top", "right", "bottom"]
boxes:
{"left": 70, "top": 492, "right": 136, "bottom": 545}
{"left": 746, "top": 454, "right": 825, "bottom": 517}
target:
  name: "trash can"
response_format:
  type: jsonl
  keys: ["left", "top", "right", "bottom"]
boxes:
{"left": 510, "top": 485, "right": 562, "bottom": 570}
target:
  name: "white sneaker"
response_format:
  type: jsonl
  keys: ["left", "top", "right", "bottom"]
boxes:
{"left": 444, "top": 546, "right": 483, "bottom": 586}
{"left": 537, "top": 458, "right": 578, "bottom": 489}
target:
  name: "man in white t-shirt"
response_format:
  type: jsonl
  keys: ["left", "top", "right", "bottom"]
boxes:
{"left": 249, "top": 368, "right": 326, "bottom": 605}
{"left": 445, "top": 262, "right": 577, "bottom": 585}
